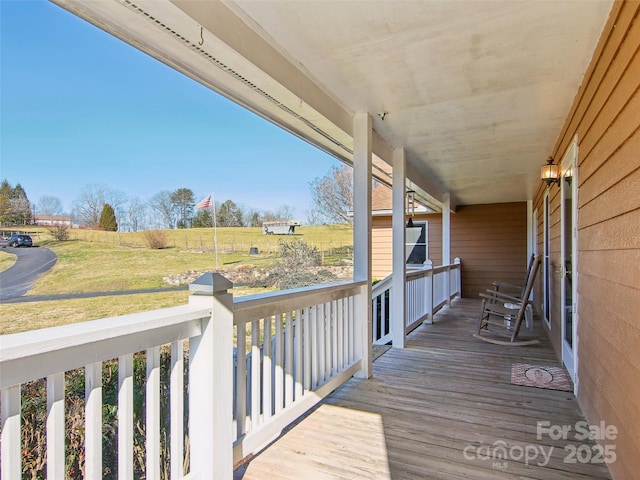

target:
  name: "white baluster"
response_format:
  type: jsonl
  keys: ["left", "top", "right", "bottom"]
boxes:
{"left": 119, "top": 354, "right": 134, "bottom": 480}
{"left": 85, "top": 362, "right": 103, "bottom": 479}
{"left": 146, "top": 346, "right": 160, "bottom": 480}
{"left": 1, "top": 385, "right": 21, "bottom": 480}
{"left": 47, "top": 373, "right": 65, "bottom": 480}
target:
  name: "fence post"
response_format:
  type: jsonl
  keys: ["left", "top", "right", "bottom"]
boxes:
{"left": 188, "top": 273, "right": 234, "bottom": 479}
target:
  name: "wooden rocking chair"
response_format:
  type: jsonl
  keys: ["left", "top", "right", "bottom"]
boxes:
{"left": 490, "top": 254, "right": 536, "bottom": 299}
{"left": 474, "top": 255, "right": 541, "bottom": 346}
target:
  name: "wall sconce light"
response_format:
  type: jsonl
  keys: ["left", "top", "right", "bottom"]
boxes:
{"left": 406, "top": 190, "right": 415, "bottom": 227}
{"left": 564, "top": 166, "right": 573, "bottom": 186}
{"left": 541, "top": 157, "right": 560, "bottom": 187}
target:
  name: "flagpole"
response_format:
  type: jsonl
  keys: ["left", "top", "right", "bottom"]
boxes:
{"left": 211, "top": 192, "right": 219, "bottom": 269}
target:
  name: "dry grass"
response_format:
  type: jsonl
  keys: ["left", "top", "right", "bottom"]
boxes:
{"left": 0, "top": 250, "right": 17, "bottom": 271}
{"left": 28, "top": 225, "right": 352, "bottom": 295}
{"left": 0, "top": 285, "right": 274, "bottom": 335}
{"left": 0, "top": 225, "right": 352, "bottom": 335}
{"left": 0, "top": 291, "right": 188, "bottom": 335}
{"left": 66, "top": 225, "right": 353, "bottom": 256}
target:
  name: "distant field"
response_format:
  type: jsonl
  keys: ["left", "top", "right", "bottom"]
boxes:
{"left": 0, "top": 224, "right": 353, "bottom": 334}
{"left": 68, "top": 224, "right": 352, "bottom": 256}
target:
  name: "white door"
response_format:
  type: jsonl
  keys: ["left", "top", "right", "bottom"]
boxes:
{"left": 560, "top": 139, "right": 578, "bottom": 381}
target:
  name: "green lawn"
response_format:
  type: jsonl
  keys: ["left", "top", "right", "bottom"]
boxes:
{"left": 0, "top": 225, "right": 353, "bottom": 335}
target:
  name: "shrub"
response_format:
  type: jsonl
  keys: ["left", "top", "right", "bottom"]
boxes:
{"left": 279, "top": 240, "right": 321, "bottom": 269}
{"left": 277, "top": 269, "right": 338, "bottom": 290}
{"left": 46, "top": 224, "right": 70, "bottom": 241}
{"left": 254, "top": 240, "right": 337, "bottom": 290}
{"left": 142, "top": 230, "right": 168, "bottom": 249}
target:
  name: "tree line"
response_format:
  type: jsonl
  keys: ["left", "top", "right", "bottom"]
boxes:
{"left": 0, "top": 164, "right": 355, "bottom": 231}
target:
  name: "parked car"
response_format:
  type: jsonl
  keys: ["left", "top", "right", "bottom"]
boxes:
{"left": 6, "top": 234, "right": 33, "bottom": 247}
{"left": 0, "top": 237, "right": 9, "bottom": 248}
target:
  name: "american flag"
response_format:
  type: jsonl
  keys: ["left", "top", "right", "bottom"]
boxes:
{"left": 196, "top": 195, "right": 212, "bottom": 209}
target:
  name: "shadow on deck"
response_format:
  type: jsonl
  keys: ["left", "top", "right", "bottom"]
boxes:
{"left": 234, "top": 298, "right": 611, "bottom": 480}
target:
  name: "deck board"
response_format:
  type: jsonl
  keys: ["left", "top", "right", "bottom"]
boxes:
{"left": 234, "top": 299, "right": 611, "bottom": 480}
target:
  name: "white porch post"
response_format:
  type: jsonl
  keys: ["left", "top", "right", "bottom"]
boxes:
{"left": 353, "top": 112, "right": 372, "bottom": 379}
{"left": 188, "top": 273, "right": 234, "bottom": 479}
{"left": 392, "top": 148, "right": 407, "bottom": 348}
{"left": 442, "top": 193, "right": 451, "bottom": 304}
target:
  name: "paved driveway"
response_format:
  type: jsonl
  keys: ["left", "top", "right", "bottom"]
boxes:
{"left": 0, "top": 247, "right": 57, "bottom": 301}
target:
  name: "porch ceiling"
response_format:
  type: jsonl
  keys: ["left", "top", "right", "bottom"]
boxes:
{"left": 54, "top": 0, "right": 612, "bottom": 208}
{"left": 225, "top": 0, "right": 612, "bottom": 207}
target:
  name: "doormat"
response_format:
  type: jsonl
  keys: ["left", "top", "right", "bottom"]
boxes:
{"left": 511, "top": 363, "right": 573, "bottom": 392}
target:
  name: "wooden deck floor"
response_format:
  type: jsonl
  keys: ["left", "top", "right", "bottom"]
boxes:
{"left": 234, "top": 299, "right": 611, "bottom": 480}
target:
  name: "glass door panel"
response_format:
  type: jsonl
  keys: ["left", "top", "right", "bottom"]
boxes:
{"left": 563, "top": 169, "right": 573, "bottom": 348}
{"left": 560, "top": 140, "right": 577, "bottom": 381}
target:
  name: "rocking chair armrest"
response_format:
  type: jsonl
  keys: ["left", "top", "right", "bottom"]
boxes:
{"left": 491, "top": 281, "right": 521, "bottom": 291}
{"left": 479, "top": 291, "right": 523, "bottom": 303}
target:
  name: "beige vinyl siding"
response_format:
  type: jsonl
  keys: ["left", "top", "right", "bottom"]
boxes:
{"left": 533, "top": 2, "right": 640, "bottom": 479}
{"left": 450, "top": 203, "right": 527, "bottom": 298}
{"left": 371, "top": 203, "right": 527, "bottom": 298}
{"left": 371, "top": 217, "right": 392, "bottom": 279}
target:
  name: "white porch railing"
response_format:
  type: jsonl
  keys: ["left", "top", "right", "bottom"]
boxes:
{"left": 0, "top": 276, "right": 367, "bottom": 479}
{"left": 371, "top": 275, "right": 393, "bottom": 345}
{"left": 0, "top": 261, "right": 458, "bottom": 478}
{"left": 230, "top": 280, "right": 366, "bottom": 464}
{"left": 372, "top": 258, "right": 462, "bottom": 345}
{"left": 0, "top": 305, "right": 208, "bottom": 480}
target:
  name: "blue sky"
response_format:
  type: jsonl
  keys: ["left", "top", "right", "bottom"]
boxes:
{"left": 0, "top": 0, "right": 341, "bottom": 219}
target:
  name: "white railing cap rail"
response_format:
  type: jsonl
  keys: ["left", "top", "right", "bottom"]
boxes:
{"left": 372, "top": 274, "right": 392, "bottom": 296}
{"left": 233, "top": 280, "right": 366, "bottom": 325}
{"left": 0, "top": 304, "right": 210, "bottom": 389}
{"left": 406, "top": 262, "right": 460, "bottom": 279}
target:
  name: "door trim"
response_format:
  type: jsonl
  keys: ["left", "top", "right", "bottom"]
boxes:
{"left": 543, "top": 192, "right": 551, "bottom": 329}
{"left": 560, "top": 136, "right": 579, "bottom": 388}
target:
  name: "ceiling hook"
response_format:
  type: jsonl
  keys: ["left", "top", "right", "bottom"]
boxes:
{"left": 198, "top": 26, "right": 204, "bottom": 46}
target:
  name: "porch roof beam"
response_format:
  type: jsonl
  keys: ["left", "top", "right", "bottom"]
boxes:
{"left": 53, "top": 0, "right": 448, "bottom": 210}
{"left": 173, "top": 0, "right": 449, "bottom": 209}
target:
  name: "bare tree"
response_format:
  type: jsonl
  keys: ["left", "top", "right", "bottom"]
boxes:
{"left": 309, "top": 165, "right": 353, "bottom": 224}
{"left": 127, "top": 197, "right": 147, "bottom": 232}
{"left": 72, "top": 184, "right": 126, "bottom": 227}
{"left": 306, "top": 207, "right": 326, "bottom": 226}
{"left": 242, "top": 206, "right": 263, "bottom": 227}
{"left": 149, "top": 191, "right": 176, "bottom": 229}
{"left": 37, "top": 195, "right": 64, "bottom": 216}
{"left": 275, "top": 204, "right": 296, "bottom": 220}
{"left": 261, "top": 210, "right": 278, "bottom": 222}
